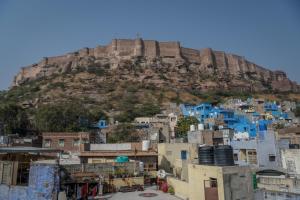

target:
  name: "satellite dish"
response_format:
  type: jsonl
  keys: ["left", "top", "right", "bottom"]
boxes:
{"left": 157, "top": 169, "right": 166, "bottom": 179}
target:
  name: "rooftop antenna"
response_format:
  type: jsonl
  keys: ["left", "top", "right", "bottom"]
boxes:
{"left": 113, "top": 32, "right": 118, "bottom": 39}
{"left": 136, "top": 32, "right": 141, "bottom": 39}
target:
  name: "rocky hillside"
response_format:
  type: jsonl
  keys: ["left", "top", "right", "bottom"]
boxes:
{"left": 3, "top": 38, "right": 299, "bottom": 114}
{"left": 13, "top": 38, "right": 299, "bottom": 93}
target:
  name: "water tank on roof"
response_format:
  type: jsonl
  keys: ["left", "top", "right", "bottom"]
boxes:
{"left": 190, "top": 125, "right": 195, "bottom": 131}
{"left": 139, "top": 162, "right": 144, "bottom": 172}
{"left": 198, "top": 124, "right": 204, "bottom": 131}
{"left": 214, "top": 145, "right": 234, "bottom": 166}
{"left": 142, "top": 140, "right": 150, "bottom": 151}
{"left": 289, "top": 144, "right": 300, "bottom": 149}
{"left": 115, "top": 156, "right": 129, "bottom": 163}
{"left": 198, "top": 146, "right": 214, "bottom": 165}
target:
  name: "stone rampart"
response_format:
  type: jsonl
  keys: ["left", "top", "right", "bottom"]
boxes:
{"left": 158, "top": 41, "right": 181, "bottom": 58}
{"left": 143, "top": 40, "right": 158, "bottom": 58}
{"left": 181, "top": 47, "right": 200, "bottom": 63}
{"left": 11, "top": 38, "right": 299, "bottom": 92}
{"left": 94, "top": 45, "right": 108, "bottom": 58}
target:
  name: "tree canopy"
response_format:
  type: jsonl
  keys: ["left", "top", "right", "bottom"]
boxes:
{"left": 294, "top": 106, "right": 300, "bottom": 117}
{"left": 115, "top": 97, "right": 160, "bottom": 123}
{"left": 175, "top": 116, "right": 199, "bottom": 138}
{"left": 107, "top": 123, "right": 140, "bottom": 143}
{"left": 0, "top": 103, "right": 29, "bottom": 135}
{"left": 34, "top": 102, "right": 106, "bottom": 132}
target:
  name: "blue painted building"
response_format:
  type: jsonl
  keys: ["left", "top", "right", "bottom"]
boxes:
{"left": 179, "top": 101, "right": 294, "bottom": 138}
{"left": 180, "top": 103, "right": 258, "bottom": 137}
{"left": 97, "top": 119, "right": 108, "bottom": 129}
{"left": 194, "top": 103, "right": 212, "bottom": 122}
{"left": 264, "top": 102, "right": 279, "bottom": 112}
{"left": 230, "top": 115, "right": 257, "bottom": 137}
{"left": 180, "top": 103, "right": 213, "bottom": 122}
{"left": 264, "top": 102, "right": 290, "bottom": 120}
{"left": 179, "top": 104, "right": 194, "bottom": 117}
{"left": 90, "top": 119, "right": 108, "bottom": 144}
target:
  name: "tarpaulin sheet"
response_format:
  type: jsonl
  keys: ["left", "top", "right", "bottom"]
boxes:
{"left": 0, "top": 184, "right": 9, "bottom": 200}
{"left": 27, "top": 163, "right": 59, "bottom": 200}
{"left": 0, "top": 163, "right": 59, "bottom": 200}
{"left": 8, "top": 186, "right": 27, "bottom": 200}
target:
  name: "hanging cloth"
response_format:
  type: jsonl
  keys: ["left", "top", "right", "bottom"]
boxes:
{"left": 81, "top": 183, "right": 88, "bottom": 198}
{"left": 92, "top": 185, "right": 98, "bottom": 197}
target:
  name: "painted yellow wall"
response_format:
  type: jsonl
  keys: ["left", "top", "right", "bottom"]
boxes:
{"left": 167, "top": 164, "right": 254, "bottom": 200}
{"left": 167, "top": 177, "right": 190, "bottom": 200}
{"left": 188, "top": 164, "right": 225, "bottom": 200}
{"left": 88, "top": 158, "right": 115, "bottom": 163}
{"left": 158, "top": 143, "right": 198, "bottom": 174}
{"left": 108, "top": 177, "right": 144, "bottom": 189}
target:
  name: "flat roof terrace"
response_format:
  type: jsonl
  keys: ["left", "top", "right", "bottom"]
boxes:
{"left": 0, "top": 146, "right": 62, "bottom": 153}
{"left": 104, "top": 186, "right": 182, "bottom": 200}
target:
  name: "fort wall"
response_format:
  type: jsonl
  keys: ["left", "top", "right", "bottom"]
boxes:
{"left": 47, "top": 55, "right": 73, "bottom": 65}
{"left": 11, "top": 38, "right": 299, "bottom": 92}
{"left": 94, "top": 45, "right": 108, "bottom": 58}
{"left": 115, "top": 39, "right": 135, "bottom": 56}
{"left": 181, "top": 47, "right": 200, "bottom": 63}
{"left": 134, "top": 38, "right": 143, "bottom": 57}
{"left": 214, "top": 51, "right": 228, "bottom": 73}
{"left": 143, "top": 40, "right": 158, "bottom": 58}
{"left": 158, "top": 41, "right": 181, "bottom": 58}
{"left": 226, "top": 54, "right": 240, "bottom": 75}
{"left": 200, "top": 48, "right": 214, "bottom": 66}
{"left": 79, "top": 48, "right": 90, "bottom": 57}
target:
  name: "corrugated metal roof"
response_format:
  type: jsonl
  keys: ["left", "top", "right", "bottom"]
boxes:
{"left": 0, "top": 146, "right": 62, "bottom": 153}
{"left": 79, "top": 150, "right": 157, "bottom": 157}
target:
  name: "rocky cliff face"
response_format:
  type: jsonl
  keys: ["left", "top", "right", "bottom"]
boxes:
{"left": 12, "top": 38, "right": 299, "bottom": 92}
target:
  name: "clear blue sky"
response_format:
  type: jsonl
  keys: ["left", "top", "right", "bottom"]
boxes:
{"left": 0, "top": 0, "right": 299, "bottom": 90}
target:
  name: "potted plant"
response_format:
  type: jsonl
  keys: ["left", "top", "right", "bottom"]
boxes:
{"left": 168, "top": 185, "right": 175, "bottom": 195}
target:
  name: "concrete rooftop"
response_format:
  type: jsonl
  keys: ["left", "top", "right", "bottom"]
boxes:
{"left": 99, "top": 186, "right": 182, "bottom": 200}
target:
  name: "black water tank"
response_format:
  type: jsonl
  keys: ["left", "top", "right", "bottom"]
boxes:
{"left": 198, "top": 146, "right": 214, "bottom": 165}
{"left": 289, "top": 144, "right": 300, "bottom": 149}
{"left": 214, "top": 145, "right": 234, "bottom": 166}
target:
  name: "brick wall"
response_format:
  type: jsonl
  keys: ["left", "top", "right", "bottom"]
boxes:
{"left": 42, "top": 132, "right": 90, "bottom": 152}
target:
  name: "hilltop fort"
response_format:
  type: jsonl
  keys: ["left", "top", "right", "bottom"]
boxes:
{"left": 13, "top": 38, "right": 299, "bottom": 92}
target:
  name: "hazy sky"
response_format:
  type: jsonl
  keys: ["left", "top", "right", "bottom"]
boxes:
{"left": 0, "top": 0, "right": 299, "bottom": 90}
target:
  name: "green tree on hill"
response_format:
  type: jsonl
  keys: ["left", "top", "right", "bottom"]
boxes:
{"left": 107, "top": 123, "right": 140, "bottom": 143}
{"left": 34, "top": 102, "right": 105, "bottom": 132}
{"left": 175, "top": 116, "right": 199, "bottom": 138}
{"left": 0, "top": 104, "right": 29, "bottom": 135}
{"left": 294, "top": 106, "right": 300, "bottom": 117}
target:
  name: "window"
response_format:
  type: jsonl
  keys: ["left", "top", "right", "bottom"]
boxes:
{"left": 209, "top": 178, "right": 217, "bottom": 187}
{"left": 73, "top": 139, "right": 80, "bottom": 146}
{"left": 287, "top": 160, "right": 296, "bottom": 173}
{"left": 82, "top": 138, "right": 89, "bottom": 144}
{"left": 44, "top": 139, "right": 51, "bottom": 148}
{"left": 270, "top": 192, "right": 276, "bottom": 196}
{"left": 247, "top": 150, "right": 257, "bottom": 164}
{"left": 181, "top": 150, "right": 187, "bottom": 160}
{"left": 233, "top": 153, "right": 238, "bottom": 161}
{"left": 148, "top": 164, "right": 154, "bottom": 168}
{"left": 269, "top": 155, "right": 276, "bottom": 162}
{"left": 58, "top": 139, "right": 65, "bottom": 147}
